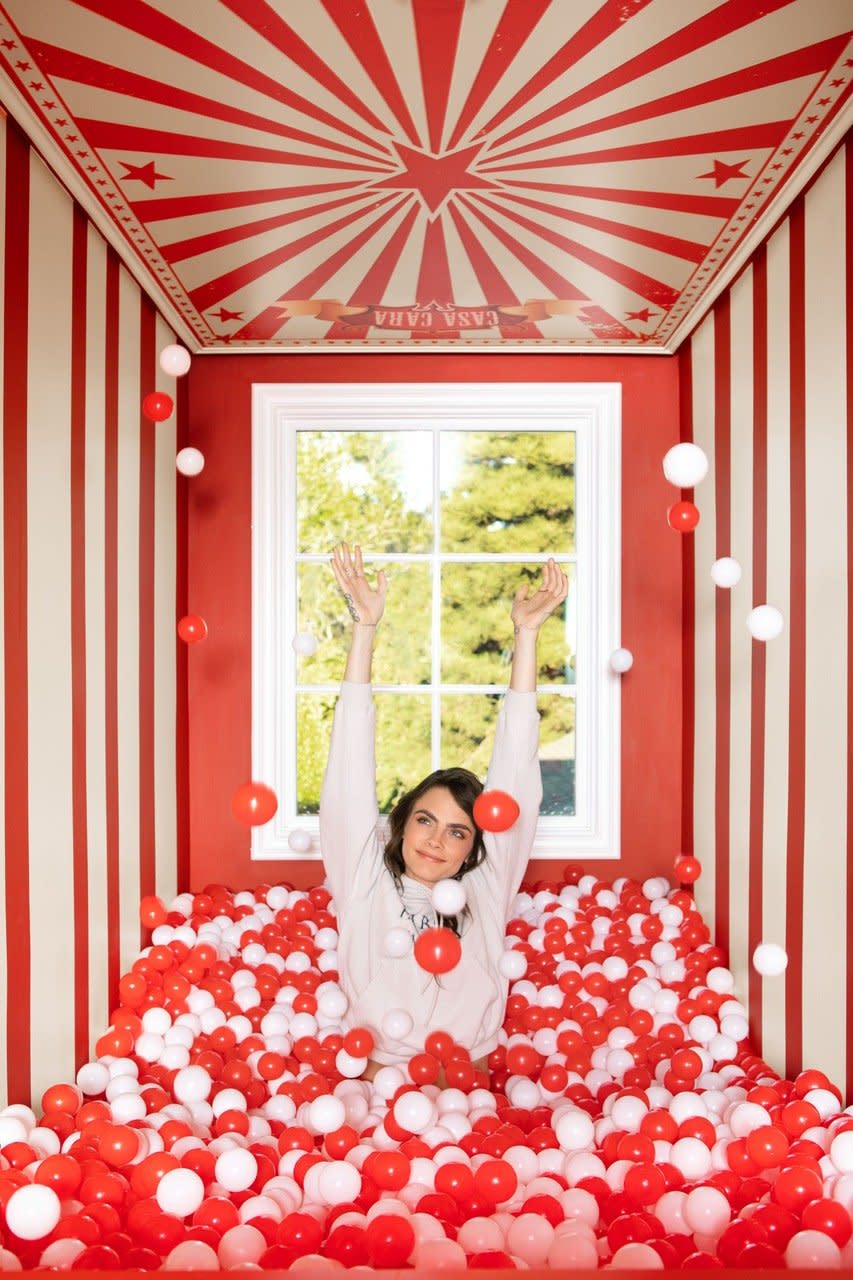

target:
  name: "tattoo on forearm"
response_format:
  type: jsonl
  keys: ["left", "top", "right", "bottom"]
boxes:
{"left": 344, "top": 592, "right": 361, "bottom": 622}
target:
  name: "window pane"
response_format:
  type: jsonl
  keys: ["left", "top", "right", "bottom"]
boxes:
{"left": 296, "top": 430, "right": 433, "bottom": 553}
{"left": 441, "top": 693, "right": 575, "bottom": 816}
{"left": 441, "top": 563, "right": 576, "bottom": 686}
{"left": 440, "top": 431, "right": 574, "bottom": 554}
{"left": 297, "top": 561, "right": 432, "bottom": 687}
{"left": 297, "top": 692, "right": 432, "bottom": 815}
{"left": 539, "top": 693, "right": 575, "bottom": 817}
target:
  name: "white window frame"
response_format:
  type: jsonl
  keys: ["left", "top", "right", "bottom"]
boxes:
{"left": 251, "top": 382, "right": 621, "bottom": 861}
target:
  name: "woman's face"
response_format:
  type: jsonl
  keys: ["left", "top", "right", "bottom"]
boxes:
{"left": 401, "top": 786, "right": 476, "bottom": 887}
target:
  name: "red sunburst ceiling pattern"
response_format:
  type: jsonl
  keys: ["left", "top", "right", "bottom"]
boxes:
{"left": 0, "top": 0, "right": 851, "bottom": 350}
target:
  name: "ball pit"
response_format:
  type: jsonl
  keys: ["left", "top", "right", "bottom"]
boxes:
{"left": 1, "top": 868, "right": 852, "bottom": 1271}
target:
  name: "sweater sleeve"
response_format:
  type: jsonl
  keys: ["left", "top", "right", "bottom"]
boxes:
{"left": 479, "top": 688, "right": 542, "bottom": 919}
{"left": 319, "top": 681, "right": 380, "bottom": 906}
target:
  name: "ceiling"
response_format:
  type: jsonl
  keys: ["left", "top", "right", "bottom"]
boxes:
{"left": 0, "top": 0, "right": 850, "bottom": 353}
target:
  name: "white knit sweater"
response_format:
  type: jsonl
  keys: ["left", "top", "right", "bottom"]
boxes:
{"left": 319, "top": 682, "right": 542, "bottom": 1065}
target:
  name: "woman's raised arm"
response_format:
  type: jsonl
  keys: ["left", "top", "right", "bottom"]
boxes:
{"left": 330, "top": 542, "right": 387, "bottom": 684}
{"left": 508, "top": 558, "right": 569, "bottom": 692}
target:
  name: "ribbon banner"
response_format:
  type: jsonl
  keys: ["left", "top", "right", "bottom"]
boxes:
{"left": 277, "top": 298, "right": 591, "bottom": 332}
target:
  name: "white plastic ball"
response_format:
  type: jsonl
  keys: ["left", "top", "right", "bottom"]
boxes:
{"left": 156, "top": 1167, "right": 205, "bottom": 1217}
{"left": 164, "top": 1240, "right": 219, "bottom": 1270}
{"left": 317, "top": 1160, "right": 361, "bottom": 1206}
{"left": 431, "top": 878, "right": 467, "bottom": 915}
{"left": 291, "top": 632, "right": 318, "bottom": 658}
{"left": 554, "top": 1107, "right": 595, "bottom": 1152}
{"left": 498, "top": 949, "right": 527, "bottom": 980}
{"left": 683, "top": 1184, "right": 730, "bottom": 1235}
{"left": 4, "top": 1185, "right": 61, "bottom": 1240}
{"left": 752, "top": 942, "right": 788, "bottom": 976}
{"left": 76, "top": 1061, "right": 110, "bottom": 1095}
{"left": 287, "top": 827, "right": 314, "bottom": 853}
{"left": 382, "top": 1008, "right": 414, "bottom": 1041}
{"left": 610, "top": 1241, "right": 664, "bottom": 1269}
{"left": 308, "top": 1095, "right": 346, "bottom": 1135}
{"left": 215, "top": 1147, "right": 258, "bottom": 1193}
{"left": 609, "top": 647, "right": 634, "bottom": 673}
{"left": 393, "top": 1092, "right": 436, "bottom": 1136}
{"left": 711, "top": 557, "right": 742, "bottom": 588}
{"left": 175, "top": 447, "right": 205, "bottom": 476}
{"left": 383, "top": 927, "right": 412, "bottom": 958}
{"left": 747, "top": 604, "right": 784, "bottom": 641}
{"left": 663, "top": 442, "right": 709, "bottom": 488}
{"left": 173, "top": 1065, "right": 212, "bottom": 1104}
{"left": 785, "top": 1229, "right": 843, "bottom": 1268}
{"left": 159, "top": 344, "right": 192, "bottom": 377}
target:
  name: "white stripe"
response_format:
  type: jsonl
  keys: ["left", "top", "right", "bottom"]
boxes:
{"left": 0, "top": 116, "right": 7, "bottom": 1107}
{"left": 761, "top": 217, "right": 791, "bottom": 1075}
{"left": 727, "top": 265, "right": 754, "bottom": 999}
{"left": 802, "top": 148, "right": 848, "bottom": 1092}
{"left": 154, "top": 318, "right": 177, "bottom": 905}
{"left": 85, "top": 227, "right": 109, "bottom": 1050}
{"left": 117, "top": 269, "right": 141, "bottom": 977}
{"left": 26, "top": 154, "right": 76, "bottom": 1099}
{"left": 691, "top": 317, "right": 717, "bottom": 936}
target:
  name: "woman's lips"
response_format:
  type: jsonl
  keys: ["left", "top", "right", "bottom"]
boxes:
{"left": 418, "top": 850, "right": 443, "bottom": 863}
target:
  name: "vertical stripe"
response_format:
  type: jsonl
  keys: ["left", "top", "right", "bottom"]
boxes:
{"left": 0, "top": 116, "right": 8, "bottom": 1107}
{"left": 104, "top": 249, "right": 120, "bottom": 1001}
{"left": 175, "top": 372, "right": 189, "bottom": 894}
{"left": 117, "top": 269, "right": 141, "bottom": 978}
{"left": 70, "top": 204, "right": 90, "bottom": 1068}
{"left": 154, "top": 316, "right": 177, "bottom": 907}
{"left": 802, "top": 148, "right": 847, "bottom": 1091}
{"left": 785, "top": 198, "right": 807, "bottom": 1081}
{"left": 714, "top": 295, "right": 731, "bottom": 958}
{"left": 27, "top": 156, "right": 74, "bottom": 1102}
{"left": 761, "top": 219, "right": 791, "bottom": 1076}
{"left": 748, "top": 245, "right": 768, "bottom": 1052}
{"left": 691, "top": 319, "right": 717, "bottom": 938}
{"left": 728, "top": 268, "right": 754, "bottom": 1006}
{"left": 3, "top": 120, "right": 31, "bottom": 1102}
{"left": 85, "top": 227, "right": 108, "bottom": 1047}
{"left": 847, "top": 136, "right": 853, "bottom": 1103}
{"left": 679, "top": 344, "right": 694, "bottom": 858}
{"left": 139, "top": 297, "right": 156, "bottom": 921}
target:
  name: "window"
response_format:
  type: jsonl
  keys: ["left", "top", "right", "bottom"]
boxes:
{"left": 252, "top": 383, "right": 621, "bottom": 861}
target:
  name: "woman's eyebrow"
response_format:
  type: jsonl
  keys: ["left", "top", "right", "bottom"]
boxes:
{"left": 413, "top": 807, "right": 472, "bottom": 833}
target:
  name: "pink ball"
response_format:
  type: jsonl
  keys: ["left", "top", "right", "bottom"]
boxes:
{"left": 217, "top": 1224, "right": 267, "bottom": 1268}
{"left": 547, "top": 1230, "right": 600, "bottom": 1268}
{"left": 683, "top": 1185, "right": 732, "bottom": 1236}
{"left": 785, "top": 1229, "right": 843, "bottom": 1268}
{"left": 505, "top": 1213, "right": 554, "bottom": 1266}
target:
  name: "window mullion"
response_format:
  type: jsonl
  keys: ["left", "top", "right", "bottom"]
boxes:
{"left": 432, "top": 424, "right": 441, "bottom": 772}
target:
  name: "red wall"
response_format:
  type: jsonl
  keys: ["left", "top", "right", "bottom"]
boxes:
{"left": 186, "top": 354, "right": 682, "bottom": 893}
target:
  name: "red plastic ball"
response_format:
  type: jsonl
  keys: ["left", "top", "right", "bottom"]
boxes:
{"left": 231, "top": 781, "right": 278, "bottom": 826}
{"left": 141, "top": 390, "right": 174, "bottom": 422}
{"left": 674, "top": 854, "right": 702, "bottom": 884}
{"left": 413, "top": 926, "right": 462, "bottom": 975}
{"left": 667, "top": 499, "right": 700, "bottom": 532}
{"left": 177, "top": 614, "right": 208, "bottom": 644}
{"left": 472, "top": 788, "right": 520, "bottom": 832}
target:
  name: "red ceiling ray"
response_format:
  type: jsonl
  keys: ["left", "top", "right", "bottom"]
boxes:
{"left": 0, "top": 0, "right": 848, "bottom": 349}
{"left": 319, "top": 0, "right": 421, "bottom": 147}
{"left": 445, "top": 0, "right": 552, "bottom": 151}
{"left": 72, "top": 0, "right": 387, "bottom": 152}
{"left": 487, "top": 0, "right": 795, "bottom": 151}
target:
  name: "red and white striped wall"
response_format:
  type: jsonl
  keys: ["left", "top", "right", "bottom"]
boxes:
{"left": 0, "top": 113, "right": 185, "bottom": 1108}
{"left": 682, "top": 136, "right": 851, "bottom": 1100}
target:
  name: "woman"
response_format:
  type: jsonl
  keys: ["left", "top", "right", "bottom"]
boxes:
{"left": 319, "top": 542, "right": 567, "bottom": 1083}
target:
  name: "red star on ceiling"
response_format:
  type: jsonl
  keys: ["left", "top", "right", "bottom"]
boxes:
{"left": 696, "top": 158, "right": 750, "bottom": 188}
{"left": 119, "top": 160, "right": 172, "bottom": 189}
{"left": 376, "top": 142, "right": 493, "bottom": 217}
{"left": 625, "top": 308, "right": 657, "bottom": 323}
{"left": 210, "top": 307, "right": 243, "bottom": 322}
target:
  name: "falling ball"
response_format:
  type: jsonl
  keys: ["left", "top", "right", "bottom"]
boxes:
{"left": 667, "top": 500, "right": 700, "bottom": 532}
{"left": 472, "top": 789, "right": 520, "bottom": 833}
{"left": 413, "top": 926, "right": 462, "bottom": 975}
{"left": 177, "top": 614, "right": 208, "bottom": 644}
{"left": 675, "top": 854, "right": 702, "bottom": 884}
{"left": 431, "top": 878, "right": 467, "bottom": 916}
{"left": 287, "top": 828, "right": 313, "bottom": 853}
{"left": 747, "top": 605, "right": 784, "bottom": 641}
{"left": 711, "top": 557, "right": 742, "bottom": 588}
{"left": 753, "top": 942, "right": 788, "bottom": 976}
{"left": 141, "top": 390, "right": 174, "bottom": 422}
{"left": 663, "top": 442, "right": 709, "bottom": 488}
{"left": 382, "top": 927, "right": 412, "bottom": 958}
{"left": 176, "top": 447, "right": 205, "bottom": 476}
{"left": 231, "top": 781, "right": 278, "bottom": 826}
{"left": 609, "top": 647, "right": 634, "bottom": 673}
{"left": 292, "top": 632, "right": 319, "bottom": 657}
{"left": 159, "top": 344, "right": 192, "bottom": 377}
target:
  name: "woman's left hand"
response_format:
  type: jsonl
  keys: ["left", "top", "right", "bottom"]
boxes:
{"left": 511, "top": 559, "right": 569, "bottom": 633}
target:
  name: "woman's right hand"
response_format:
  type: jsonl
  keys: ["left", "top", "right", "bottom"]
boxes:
{"left": 331, "top": 543, "right": 387, "bottom": 627}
